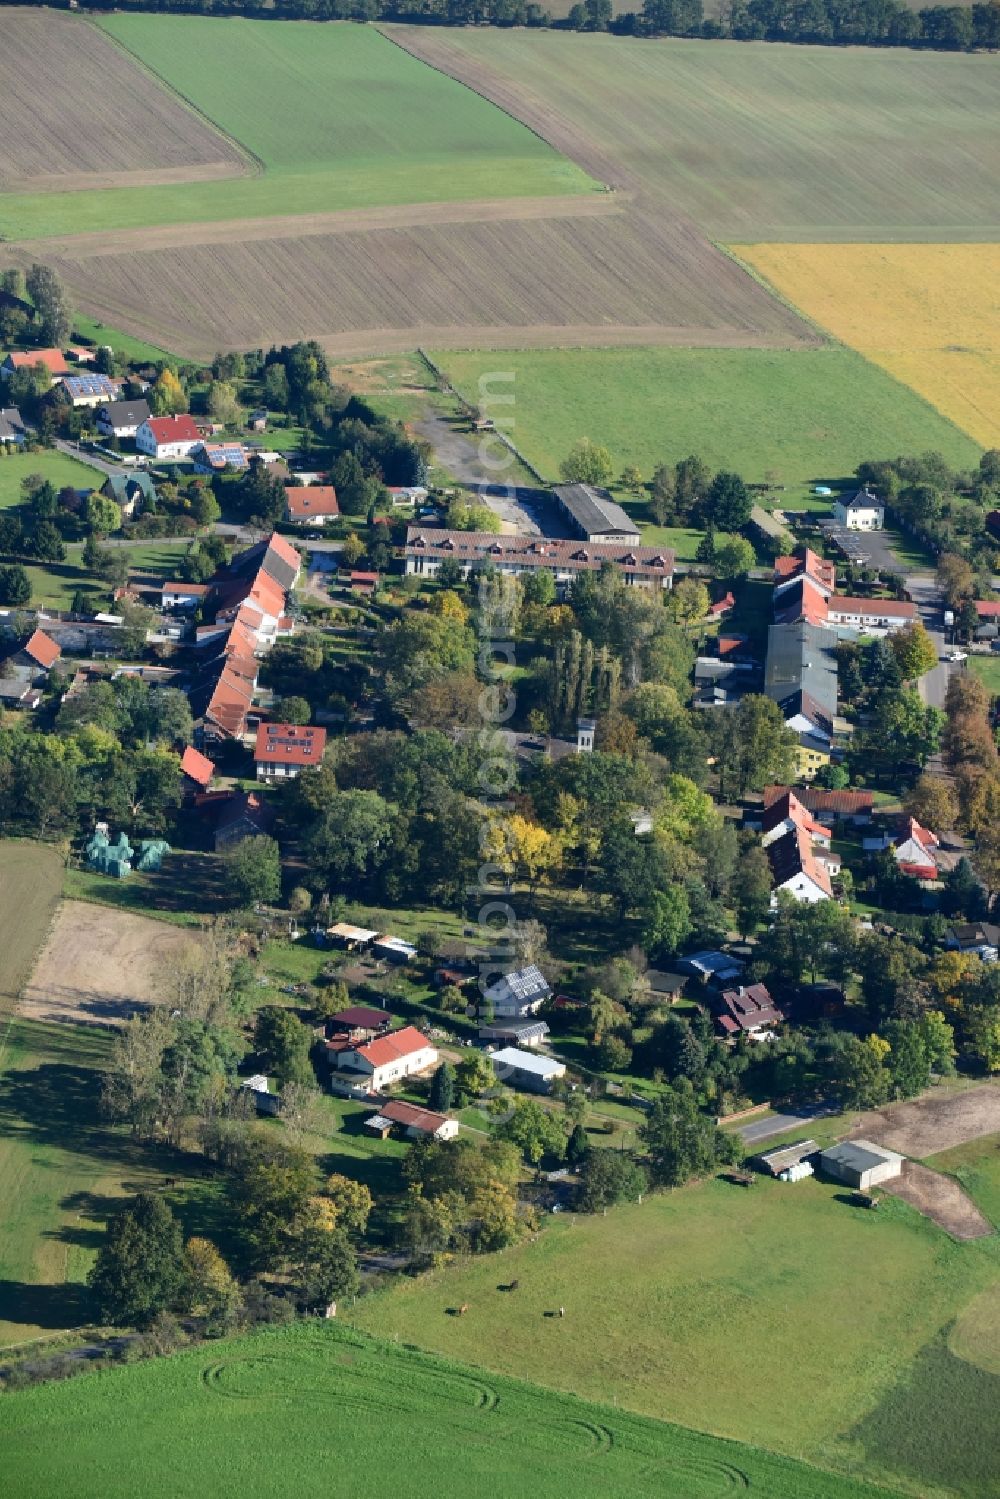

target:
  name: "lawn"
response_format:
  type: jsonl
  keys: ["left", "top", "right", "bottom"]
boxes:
{"left": 740, "top": 243, "right": 1000, "bottom": 449}
{"left": 71, "top": 314, "right": 175, "bottom": 367}
{"left": 403, "top": 30, "right": 1000, "bottom": 242}
{"left": 0, "top": 1322, "right": 900, "bottom": 1499}
{"left": 0, "top": 19, "right": 594, "bottom": 240}
{"left": 349, "top": 1171, "right": 1000, "bottom": 1495}
{"left": 0, "top": 842, "right": 213, "bottom": 1347}
{"left": 432, "top": 346, "right": 981, "bottom": 505}
{"left": 0, "top": 449, "right": 101, "bottom": 512}
{"left": 967, "top": 656, "right": 1000, "bottom": 698}
{"left": 11, "top": 537, "right": 192, "bottom": 611}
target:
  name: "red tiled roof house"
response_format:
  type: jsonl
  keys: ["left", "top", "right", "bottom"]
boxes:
{"left": 254, "top": 722, "right": 326, "bottom": 781}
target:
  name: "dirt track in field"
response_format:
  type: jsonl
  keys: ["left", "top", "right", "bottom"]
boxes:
{"left": 21, "top": 900, "right": 200, "bottom": 1027}
{"left": 0, "top": 9, "right": 246, "bottom": 190}
{"left": 4, "top": 193, "right": 624, "bottom": 259}
{"left": 854, "top": 1084, "right": 1000, "bottom": 1157}
{"left": 883, "top": 1160, "right": 992, "bottom": 1240}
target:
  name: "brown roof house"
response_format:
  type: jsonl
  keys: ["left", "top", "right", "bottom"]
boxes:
{"left": 715, "top": 983, "right": 783, "bottom": 1039}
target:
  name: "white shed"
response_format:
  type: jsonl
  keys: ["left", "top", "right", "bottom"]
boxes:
{"left": 820, "top": 1139, "right": 903, "bottom": 1190}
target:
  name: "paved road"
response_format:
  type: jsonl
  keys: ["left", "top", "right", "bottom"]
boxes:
{"left": 737, "top": 1106, "right": 833, "bottom": 1146}
{"left": 905, "top": 572, "right": 952, "bottom": 711}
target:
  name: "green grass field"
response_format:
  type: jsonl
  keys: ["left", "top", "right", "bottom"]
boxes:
{"left": 407, "top": 30, "right": 1000, "bottom": 242}
{"left": 0, "top": 449, "right": 100, "bottom": 511}
{"left": 71, "top": 315, "right": 174, "bottom": 366}
{"left": 0, "top": 19, "right": 594, "bottom": 240}
{"left": 349, "top": 1171, "right": 1000, "bottom": 1495}
{"left": 0, "top": 1322, "right": 900, "bottom": 1499}
{"left": 967, "top": 656, "right": 1000, "bottom": 698}
{"left": 432, "top": 347, "right": 982, "bottom": 504}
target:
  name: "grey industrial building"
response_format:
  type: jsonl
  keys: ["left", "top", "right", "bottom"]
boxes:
{"left": 553, "top": 484, "right": 641, "bottom": 544}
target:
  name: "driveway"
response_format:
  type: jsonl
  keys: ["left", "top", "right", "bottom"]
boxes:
{"left": 737, "top": 1105, "right": 833, "bottom": 1146}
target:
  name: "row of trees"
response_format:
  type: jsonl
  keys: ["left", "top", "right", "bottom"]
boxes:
{"left": 25, "top": 0, "right": 997, "bottom": 50}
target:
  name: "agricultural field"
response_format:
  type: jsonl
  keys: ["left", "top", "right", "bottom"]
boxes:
{"left": 11, "top": 195, "right": 811, "bottom": 364}
{"left": 392, "top": 29, "right": 1000, "bottom": 243}
{"left": 0, "top": 16, "right": 592, "bottom": 242}
{"left": 0, "top": 8, "right": 245, "bottom": 195}
{"left": 739, "top": 244, "right": 1000, "bottom": 448}
{"left": 431, "top": 345, "right": 982, "bottom": 501}
{"left": 0, "top": 1322, "right": 898, "bottom": 1499}
{"left": 350, "top": 1170, "right": 1000, "bottom": 1497}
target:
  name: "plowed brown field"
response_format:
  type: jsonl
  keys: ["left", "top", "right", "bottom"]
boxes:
{"left": 0, "top": 8, "right": 247, "bottom": 191}
{"left": 4, "top": 194, "right": 813, "bottom": 360}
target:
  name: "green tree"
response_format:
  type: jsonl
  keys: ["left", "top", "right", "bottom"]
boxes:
{"left": 325, "top": 1173, "right": 373, "bottom": 1235}
{"left": 428, "top": 1061, "right": 455, "bottom": 1113}
{"left": 254, "top": 1007, "right": 315, "bottom": 1089}
{"left": 455, "top": 1051, "right": 495, "bottom": 1101}
{"left": 559, "top": 437, "right": 614, "bottom": 487}
{"left": 703, "top": 472, "right": 751, "bottom": 531}
{"left": 827, "top": 1034, "right": 890, "bottom": 1110}
{"left": 890, "top": 621, "right": 938, "bottom": 682}
{"left": 207, "top": 380, "right": 242, "bottom": 428}
{"left": 642, "top": 884, "right": 692, "bottom": 960}
{"left": 641, "top": 1082, "right": 741, "bottom": 1187}
{"left": 227, "top": 1139, "right": 316, "bottom": 1275}
{"left": 0, "top": 565, "right": 30, "bottom": 606}
{"left": 85, "top": 492, "right": 121, "bottom": 536}
{"left": 918, "top": 1009, "right": 956, "bottom": 1076}
{"left": 87, "top": 1192, "right": 187, "bottom": 1327}
{"left": 732, "top": 844, "right": 773, "bottom": 938}
{"left": 225, "top": 835, "right": 281, "bottom": 907}
{"left": 886, "top": 1020, "right": 931, "bottom": 1099}
{"left": 578, "top": 1150, "right": 647, "bottom": 1211}
{"left": 711, "top": 695, "right": 795, "bottom": 799}
{"left": 499, "top": 1096, "right": 566, "bottom": 1165}
{"left": 26, "top": 262, "right": 72, "bottom": 346}
{"left": 566, "top": 1121, "right": 590, "bottom": 1166}
{"left": 713, "top": 534, "right": 755, "bottom": 579}
{"left": 292, "top": 1226, "right": 358, "bottom": 1312}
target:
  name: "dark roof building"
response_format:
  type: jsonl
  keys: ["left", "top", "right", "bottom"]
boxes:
{"left": 0, "top": 406, "right": 26, "bottom": 443}
{"left": 716, "top": 983, "right": 783, "bottom": 1036}
{"left": 764, "top": 620, "right": 839, "bottom": 724}
{"left": 96, "top": 398, "right": 150, "bottom": 434}
{"left": 553, "top": 483, "right": 640, "bottom": 543}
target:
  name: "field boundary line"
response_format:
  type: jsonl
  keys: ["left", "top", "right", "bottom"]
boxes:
{"left": 88, "top": 15, "right": 264, "bottom": 182}
{"left": 720, "top": 244, "right": 836, "bottom": 347}
{"left": 377, "top": 23, "right": 613, "bottom": 194}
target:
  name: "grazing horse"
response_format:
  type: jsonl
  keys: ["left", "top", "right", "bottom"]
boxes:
{"left": 458, "top": 1303, "right": 469, "bottom": 1315}
{"left": 508, "top": 1280, "right": 519, "bottom": 1292}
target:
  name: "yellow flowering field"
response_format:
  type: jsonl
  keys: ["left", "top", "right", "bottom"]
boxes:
{"left": 740, "top": 243, "right": 1000, "bottom": 448}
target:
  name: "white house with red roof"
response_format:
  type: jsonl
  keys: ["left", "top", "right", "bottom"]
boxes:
{"left": 135, "top": 413, "right": 201, "bottom": 460}
{"left": 254, "top": 722, "right": 327, "bottom": 781}
{"left": 768, "top": 824, "right": 834, "bottom": 905}
{"left": 893, "top": 817, "right": 940, "bottom": 879}
{"left": 329, "top": 1026, "right": 438, "bottom": 1093}
{"left": 284, "top": 485, "right": 339, "bottom": 525}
